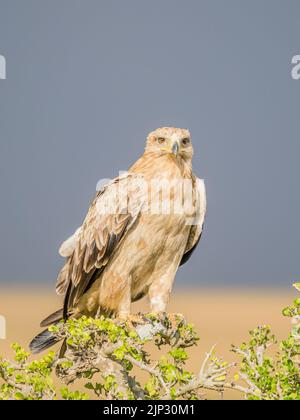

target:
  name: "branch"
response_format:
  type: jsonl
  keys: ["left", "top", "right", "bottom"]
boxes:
{"left": 124, "top": 354, "right": 170, "bottom": 397}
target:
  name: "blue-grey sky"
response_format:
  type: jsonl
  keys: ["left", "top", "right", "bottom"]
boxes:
{"left": 0, "top": 0, "right": 299, "bottom": 288}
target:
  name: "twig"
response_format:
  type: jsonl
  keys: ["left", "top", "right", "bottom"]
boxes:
{"left": 124, "top": 354, "right": 170, "bottom": 397}
{"left": 199, "top": 345, "right": 216, "bottom": 378}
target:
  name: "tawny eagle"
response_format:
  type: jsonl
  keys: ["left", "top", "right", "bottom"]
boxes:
{"left": 30, "top": 127, "right": 206, "bottom": 353}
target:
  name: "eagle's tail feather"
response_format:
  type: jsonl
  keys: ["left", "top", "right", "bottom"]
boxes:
{"left": 40, "top": 308, "right": 64, "bottom": 328}
{"left": 29, "top": 329, "right": 60, "bottom": 354}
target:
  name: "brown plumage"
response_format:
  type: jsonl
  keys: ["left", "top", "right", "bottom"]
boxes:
{"left": 30, "top": 127, "right": 206, "bottom": 353}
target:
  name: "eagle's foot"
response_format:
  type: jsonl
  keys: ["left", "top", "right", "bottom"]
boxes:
{"left": 148, "top": 312, "right": 184, "bottom": 330}
{"left": 149, "top": 311, "right": 168, "bottom": 324}
{"left": 147, "top": 311, "right": 184, "bottom": 330}
{"left": 116, "top": 313, "right": 146, "bottom": 329}
{"left": 168, "top": 312, "right": 184, "bottom": 330}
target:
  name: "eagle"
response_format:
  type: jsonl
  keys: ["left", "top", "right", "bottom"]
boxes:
{"left": 30, "top": 127, "right": 206, "bottom": 353}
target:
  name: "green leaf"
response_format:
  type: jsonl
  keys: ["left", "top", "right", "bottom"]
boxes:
{"left": 14, "top": 392, "right": 25, "bottom": 400}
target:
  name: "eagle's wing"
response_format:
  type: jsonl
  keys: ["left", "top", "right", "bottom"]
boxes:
{"left": 180, "top": 178, "right": 206, "bottom": 266}
{"left": 55, "top": 172, "right": 145, "bottom": 316}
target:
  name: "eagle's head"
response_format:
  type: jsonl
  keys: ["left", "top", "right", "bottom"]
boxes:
{"left": 145, "top": 127, "right": 193, "bottom": 162}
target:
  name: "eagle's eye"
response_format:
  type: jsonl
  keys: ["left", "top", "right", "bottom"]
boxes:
{"left": 182, "top": 137, "right": 190, "bottom": 146}
{"left": 157, "top": 137, "right": 166, "bottom": 144}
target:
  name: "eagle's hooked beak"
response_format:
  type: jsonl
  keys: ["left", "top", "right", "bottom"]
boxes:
{"left": 171, "top": 141, "right": 179, "bottom": 156}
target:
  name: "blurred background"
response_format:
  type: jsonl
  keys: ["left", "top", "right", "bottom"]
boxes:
{"left": 0, "top": 1, "right": 299, "bottom": 398}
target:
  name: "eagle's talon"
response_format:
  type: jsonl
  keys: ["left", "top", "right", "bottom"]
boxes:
{"left": 147, "top": 312, "right": 183, "bottom": 337}
{"left": 149, "top": 311, "right": 168, "bottom": 325}
{"left": 168, "top": 313, "right": 184, "bottom": 330}
{"left": 116, "top": 314, "right": 146, "bottom": 329}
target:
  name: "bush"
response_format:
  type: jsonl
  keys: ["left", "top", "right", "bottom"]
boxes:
{"left": 0, "top": 284, "right": 299, "bottom": 400}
